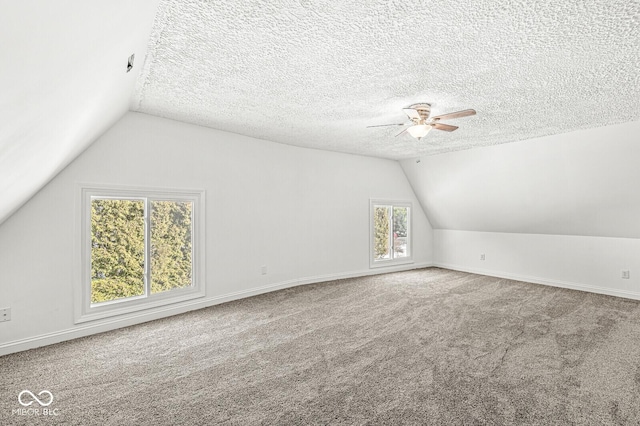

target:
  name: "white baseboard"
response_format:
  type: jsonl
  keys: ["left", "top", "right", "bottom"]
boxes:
{"left": 0, "top": 262, "right": 432, "bottom": 356}
{"left": 434, "top": 262, "right": 640, "bottom": 301}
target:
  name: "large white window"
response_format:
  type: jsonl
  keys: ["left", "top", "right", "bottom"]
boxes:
{"left": 370, "top": 200, "right": 412, "bottom": 268}
{"left": 76, "top": 186, "right": 205, "bottom": 323}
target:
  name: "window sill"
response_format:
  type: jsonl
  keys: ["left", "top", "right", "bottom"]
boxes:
{"left": 370, "top": 258, "right": 414, "bottom": 269}
{"left": 75, "top": 287, "right": 205, "bottom": 324}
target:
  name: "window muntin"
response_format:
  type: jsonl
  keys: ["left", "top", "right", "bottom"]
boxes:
{"left": 370, "top": 200, "right": 412, "bottom": 267}
{"left": 78, "top": 186, "right": 204, "bottom": 323}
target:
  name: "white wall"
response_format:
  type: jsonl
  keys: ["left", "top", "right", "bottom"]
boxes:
{"left": 0, "top": 112, "right": 433, "bottom": 354}
{"left": 434, "top": 230, "right": 640, "bottom": 300}
{"left": 400, "top": 120, "right": 640, "bottom": 300}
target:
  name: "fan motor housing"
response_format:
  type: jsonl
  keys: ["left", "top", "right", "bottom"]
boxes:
{"left": 408, "top": 103, "right": 431, "bottom": 120}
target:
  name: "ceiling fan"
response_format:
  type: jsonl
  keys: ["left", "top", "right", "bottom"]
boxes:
{"left": 368, "top": 103, "right": 476, "bottom": 140}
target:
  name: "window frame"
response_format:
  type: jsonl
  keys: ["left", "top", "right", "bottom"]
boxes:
{"left": 75, "top": 185, "right": 205, "bottom": 323}
{"left": 369, "top": 199, "right": 413, "bottom": 268}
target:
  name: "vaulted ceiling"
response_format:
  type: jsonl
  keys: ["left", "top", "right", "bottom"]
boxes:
{"left": 1, "top": 0, "right": 639, "bottom": 225}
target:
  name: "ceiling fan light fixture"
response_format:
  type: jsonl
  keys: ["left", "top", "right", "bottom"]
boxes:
{"left": 407, "top": 124, "right": 432, "bottom": 140}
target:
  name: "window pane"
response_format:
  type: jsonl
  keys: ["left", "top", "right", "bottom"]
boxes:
{"left": 150, "top": 200, "right": 193, "bottom": 294}
{"left": 374, "top": 206, "right": 391, "bottom": 260}
{"left": 393, "top": 207, "right": 409, "bottom": 258}
{"left": 91, "top": 199, "right": 145, "bottom": 303}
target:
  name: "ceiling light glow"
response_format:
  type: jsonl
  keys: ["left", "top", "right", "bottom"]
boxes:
{"left": 406, "top": 125, "right": 432, "bottom": 140}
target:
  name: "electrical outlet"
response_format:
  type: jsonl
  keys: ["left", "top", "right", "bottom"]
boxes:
{"left": 261, "top": 265, "right": 267, "bottom": 275}
{"left": 480, "top": 254, "right": 485, "bottom": 261}
{"left": 0, "top": 307, "right": 10, "bottom": 322}
{"left": 622, "top": 270, "right": 630, "bottom": 279}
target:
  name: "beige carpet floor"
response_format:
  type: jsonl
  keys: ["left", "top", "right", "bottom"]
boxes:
{"left": 2, "top": 268, "right": 640, "bottom": 425}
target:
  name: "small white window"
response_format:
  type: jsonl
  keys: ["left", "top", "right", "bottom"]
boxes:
{"left": 370, "top": 200, "right": 412, "bottom": 268}
{"left": 76, "top": 186, "right": 205, "bottom": 323}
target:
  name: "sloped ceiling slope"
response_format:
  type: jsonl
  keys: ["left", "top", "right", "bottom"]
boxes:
{"left": 0, "top": 1, "right": 159, "bottom": 225}
{"left": 133, "top": 0, "right": 640, "bottom": 160}
{"left": 400, "top": 120, "right": 640, "bottom": 238}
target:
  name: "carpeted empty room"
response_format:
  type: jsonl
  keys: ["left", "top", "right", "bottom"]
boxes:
{"left": 3, "top": 1, "right": 640, "bottom": 425}
{"left": 2, "top": 268, "right": 640, "bottom": 425}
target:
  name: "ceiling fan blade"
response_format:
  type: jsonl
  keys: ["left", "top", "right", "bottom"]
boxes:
{"left": 432, "top": 123, "right": 458, "bottom": 132}
{"left": 395, "top": 128, "right": 408, "bottom": 137}
{"left": 431, "top": 109, "right": 476, "bottom": 121}
{"left": 366, "top": 123, "right": 405, "bottom": 128}
{"left": 402, "top": 108, "right": 421, "bottom": 120}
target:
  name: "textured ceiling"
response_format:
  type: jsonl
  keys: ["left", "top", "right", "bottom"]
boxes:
{"left": 133, "top": 0, "right": 640, "bottom": 160}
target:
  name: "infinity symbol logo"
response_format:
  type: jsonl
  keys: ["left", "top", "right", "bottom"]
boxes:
{"left": 18, "top": 390, "right": 54, "bottom": 407}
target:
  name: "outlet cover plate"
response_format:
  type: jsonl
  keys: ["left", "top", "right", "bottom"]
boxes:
{"left": 0, "top": 307, "right": 10, "bottom": 322}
